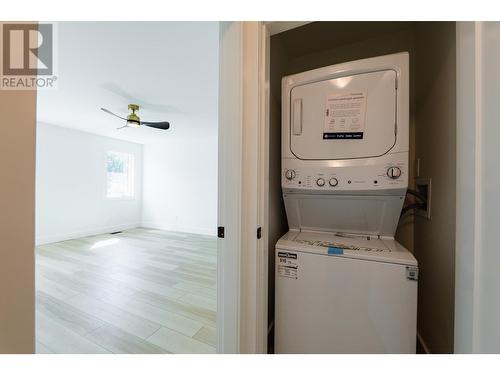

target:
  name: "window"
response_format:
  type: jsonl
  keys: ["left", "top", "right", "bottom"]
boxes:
{"left": 106, "top": 151, "right": 134, "bottom": 199}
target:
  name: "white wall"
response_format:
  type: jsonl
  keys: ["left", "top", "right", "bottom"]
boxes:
{"left": 455, "top": 21, "right": 500, "bottom": 353}
{"left": 455, "top": 22, "right": 500, "bottom": 353}
{"left": 141, "top": 136, "right": 218, "bottom": 236}
{"left": 36, "top": 123, "right": 143, "bottom": 245}
{"left": 476, "top": 21, "right": 500, "bottom": 353}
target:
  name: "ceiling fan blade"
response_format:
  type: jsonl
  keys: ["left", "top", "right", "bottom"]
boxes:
{"left": 101, "top": 107, "right": 127, "bottom": 121}
{"left": 141, "top": 121, "right": 170, "bottom": 130}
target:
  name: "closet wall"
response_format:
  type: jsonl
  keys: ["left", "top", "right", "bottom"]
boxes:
{"left": 413, "top": 22, "right": 456, "bottom": 354}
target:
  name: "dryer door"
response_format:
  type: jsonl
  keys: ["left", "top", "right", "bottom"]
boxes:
{"left": 290, "top": 69, "right": 397, "bottom": 160}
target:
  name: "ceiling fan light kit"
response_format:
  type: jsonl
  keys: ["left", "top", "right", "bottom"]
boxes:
{"left": 100, "top": 104, "right": 171, "bottom": 130}
{"left": 126, "top": 104, "right": 141, "bottom": 127}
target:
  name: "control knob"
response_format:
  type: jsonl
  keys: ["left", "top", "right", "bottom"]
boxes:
{"left": 285, "top": 169, "right": 296, "bottom": 180}
{"left": 329, "top": 177, "right": 339, "bottom": 187}
{"left": 387, "top": 166, "right": 402, "bottom": 179}
{"left": 316, "top": 178, "right": 325, "bottom": 187}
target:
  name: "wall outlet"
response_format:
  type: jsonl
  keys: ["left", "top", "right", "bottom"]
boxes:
{"left": 415, "top": 178, "right": 431, "bottom": 220}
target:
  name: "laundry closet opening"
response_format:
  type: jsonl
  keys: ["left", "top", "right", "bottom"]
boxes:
{"left": 267, "top": 22, "right": 456, "bottom": 354}
{"left": 34, "top": 22, "right": 219, "bottom": 354}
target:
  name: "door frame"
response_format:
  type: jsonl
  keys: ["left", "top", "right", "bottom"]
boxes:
{"left": 217, "top": 21, "right": 267, "bottom": 354}
{"left": 218, "top": 21, "right": 309, "bottom": 354}
{"left": 217, "top": 21, "right": 243, "bottom": 353}
{"left": 454, "top": 21, "right": 500, "bottom": 354}
{"left": 454, "top": 21, "right": 480, "bottom": 354}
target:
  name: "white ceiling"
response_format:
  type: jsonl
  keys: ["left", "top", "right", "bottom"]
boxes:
{"left": 37, "top": 22, "right": 219, "bottom": 144}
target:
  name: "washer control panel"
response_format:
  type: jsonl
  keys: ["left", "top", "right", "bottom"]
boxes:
{"left": 282, "top": 162, "right": 407, "bottom": 191}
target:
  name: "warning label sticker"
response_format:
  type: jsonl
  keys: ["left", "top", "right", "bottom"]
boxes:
{"left": 323, "top": 91, "right": 367, "bottom": 140}
{"left": 277, "top": 251, "right": 298, "bottom": 279}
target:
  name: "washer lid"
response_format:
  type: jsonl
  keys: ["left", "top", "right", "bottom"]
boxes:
{"left": 290, "top": 69, "right": 397, "bottom": 160}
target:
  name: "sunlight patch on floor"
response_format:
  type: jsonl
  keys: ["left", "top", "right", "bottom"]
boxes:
{"left": 90, "top": 238, "right": 120, "bottom": 249}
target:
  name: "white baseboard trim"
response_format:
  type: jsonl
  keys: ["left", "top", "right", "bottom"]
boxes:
{"left": 36, "top": 222, "right": 141, "bottom": 245}
{"left": 417, "top": 332, "right": 431, "bottom": 354}
{"left": 141, "top": 221, "right": 215, "bottom": 236}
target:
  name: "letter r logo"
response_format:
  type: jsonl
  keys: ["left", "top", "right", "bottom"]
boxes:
{"left": 2, "top": 23, "right": 53, "bottom": 76}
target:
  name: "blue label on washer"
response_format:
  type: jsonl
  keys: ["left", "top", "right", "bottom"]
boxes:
{"left": 327, "top": 247, "right": 344, "bottom": 255}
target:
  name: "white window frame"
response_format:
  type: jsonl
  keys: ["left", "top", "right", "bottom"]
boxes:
{"left": 105, "top": 150, "right": 135, "bottom": 200}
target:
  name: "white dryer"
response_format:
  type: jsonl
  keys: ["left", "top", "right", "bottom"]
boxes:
{"left": 275, "top": 53, "right": 418, "bottom": 353}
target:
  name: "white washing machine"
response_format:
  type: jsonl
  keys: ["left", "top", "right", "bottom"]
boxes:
{"left": 275, "top": 53, "right": 418, "bottom": 353}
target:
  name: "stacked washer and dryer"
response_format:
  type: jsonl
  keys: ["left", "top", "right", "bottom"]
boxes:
{"left": 274, "top": 53, "right": 418, "bottom": 353}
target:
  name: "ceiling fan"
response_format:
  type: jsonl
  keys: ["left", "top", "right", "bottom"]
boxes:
{"left": 100, "top": 104, "right": 170, "bottom": 130}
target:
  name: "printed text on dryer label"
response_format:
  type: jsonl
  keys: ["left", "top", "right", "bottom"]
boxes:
{"left": 323, "top": 91, "right": 367, "bottom": 140}
{"left": 277, "top": 252, "right": 298, "bottom": 279}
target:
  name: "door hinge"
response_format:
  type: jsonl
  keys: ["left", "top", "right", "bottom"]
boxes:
{"left": 257, "top": 227, "right": 262, "bottom": 239}
{"left": 217, "top": 226, "right": 225, "bottom": 238}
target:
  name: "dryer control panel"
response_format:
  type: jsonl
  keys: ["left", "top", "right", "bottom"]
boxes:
{"left": 282, "top": 153, "right": 408, "bottom": 192}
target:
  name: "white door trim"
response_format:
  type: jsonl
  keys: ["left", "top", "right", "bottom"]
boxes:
{"left": 239, "top": 21, "right": 275, "bottom": 354}
{"left": 454, "top": 21, "right": 482, "bottom": 354}
{"left": 240, "top": 21, "right": 308, "bottom": 353}
{"left": 239, "top": 21, "right": 263, "bottom": 353}
{"left": 256, "top": 21, "right": 272, "bottom": 353}
{"left": 218, "top": 21, "right": 307, "bottom": 354}
{"left": 217, "top": 21, "right": 243, "bottom": 354}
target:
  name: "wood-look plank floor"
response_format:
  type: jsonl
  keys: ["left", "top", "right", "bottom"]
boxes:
{"left": 35, "top": 228, "right": 217, "bottom": 354}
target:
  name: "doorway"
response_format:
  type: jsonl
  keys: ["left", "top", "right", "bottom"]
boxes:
{"left": 264, "top": 21, "right": 457, "bottom": 353}
{"left": 34, "top": 22, "right": 220, "bottom": 354}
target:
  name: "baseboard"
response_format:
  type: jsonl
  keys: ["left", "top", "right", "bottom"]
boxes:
{"left": 36, "top": 222, "right": 141, "bottom": 245}
{"left": 417, "top": 332, "right": 431, "bottom": 354}
{"left": 141, "top": 221, "right": 215, "bottom": 236}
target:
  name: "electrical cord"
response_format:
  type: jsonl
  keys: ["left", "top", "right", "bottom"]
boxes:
{"left": 400, "top": 188, "right": 428, "bottom": 217}
{"left": 400, "top": 202, "right": 426, "bottom": 217}
{"left": 406, "top": 188, "right": 427, "bottom": 203}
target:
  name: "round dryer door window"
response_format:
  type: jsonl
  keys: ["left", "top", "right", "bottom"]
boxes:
{"left": 289, "top": 69, "right": 397, "bottom": 160}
